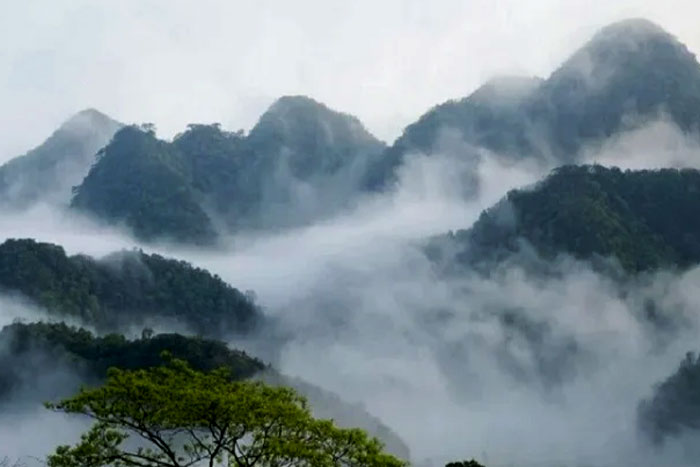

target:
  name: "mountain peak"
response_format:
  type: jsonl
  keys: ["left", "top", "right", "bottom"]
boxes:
{"left": 595, "top": 18, "right": 668, "bottom": 40}
{"left": 268, "top": 95, "right": 326, "bottom": 111}
{"left": 258, "top": 95, "right": 365, "bottom": 128}
{"left": 250, "top": 95, "right": 382, "bottom": 148}
{"left": 59, "top": 108, "right": 121, "bottom": 134}
{"left": 564, "top": 18, "right": 691, "bottom": 73}
{"left": 469, "top": 75, "right": 543, "bottom": 106}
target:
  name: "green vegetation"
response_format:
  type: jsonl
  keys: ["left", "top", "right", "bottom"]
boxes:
{"left": 367, "top": 19, "right": 700, "bottom": 189}
{"left": 0, "top": 322, "right": 410, "bottom": 460}
{"left": 0, "top": 322, "right": 264, "bottom": 389}
{"left": 444, "top": 166, "right": 700, "bottom": 272}
{"left": 71, "top": 125, "right": 217, "bottom": 244}
{"left": 71, "top": 97, "right": 385, "bottom": 242}
{"left": 0, "top": 238, "right": 260, "bottom": 334}
{"left": 445, "top": 461, "right": 485, "bottom": 467}
{"left": 46, "top": 359, "right": 406, "bottom": 467}
{"left": 638, "top": 352, "right": 700, "bottom": 444}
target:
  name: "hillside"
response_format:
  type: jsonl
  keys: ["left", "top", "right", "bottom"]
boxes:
{"left": 0, "top": 238, "right": 260, "bottom": 335}
{"left": 367, "top": 18, "right": 700, "bottom": 189}
{"left": 0, "top": 322, "right": 410, "bottom": 460}
{"left": 71, "top": 97, "right": 385, "bottom": 242}
{"left": 638, "top": 352, "right": 700, "bottom": 444}
{"left": 0, "top": 109, "right": 121, "bottom": 207}
{"left": 435, "top": 166, "right": 700, "bottom": 272}
{"left": 71, "top": 125, "right": 218, "bottom": 244}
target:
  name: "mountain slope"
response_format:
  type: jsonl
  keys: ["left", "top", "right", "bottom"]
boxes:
{"left": 638, "top": 352, "right": 700, "bottom": 444}
{"left": 71, "top": 97, "right": 385, "bottom": 241}
{"left": 246, "top": 96, "right": 386, "bottom": 227}
{"left": 0, "top": 238, "right": 260, "bottom": 335}
{"left": 0, "top": 109, "right": 121, "bottom": 207}
{"left": 531, "top": 18, "right": 700, "bottom": 159}
{"left": 71, "top": 125, "right": 218, "bottom": 244}
{"left": 435, "top": 166, "right": 700, "bottom": 272}
{"left": 369, "top": 18, "right": 700, "bottom": 189}
{"left": 0, "top": 322, "right": 410, "bottom": 460}
{"left": 365, "top": 76, "right": 541, "bottom": 190}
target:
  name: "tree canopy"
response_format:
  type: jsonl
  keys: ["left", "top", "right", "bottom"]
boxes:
{"left": 440, "top": 166, "right": 700, "bottom": 272}
{"left": 0, "top": 239, "right": 260, "bottom": 335}
{"left": 47, "top": 359, "right": 406, "bottom": 467}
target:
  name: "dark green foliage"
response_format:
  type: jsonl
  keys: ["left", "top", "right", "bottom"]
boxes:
{"left": 173, "top": 123, "right": 260, "bottom": 222}
{"left": 638, "top": 352, "right": 700, "bottom": 443}
{"left": 71, "top": 97, "right": 385, "bottom": 241}
{"left": 248, "top": 95, "right": 385, "bottom": 180}
{"left": 534, "top": 19, "right": 700, "bottom": 159}
{"left": 0, "top": 322, "right": 411, "bottom": 460}
{"left": 71, "top": 125, "right": 217, "bottom": 244}
{"left": 444, "top": 166, "right": 700, "bottom": 272}
{"left": 0, "top": 321, "right": 264, "bottom": 385}
{"left": 445, "top": 461, "right": 485, "bottom": 467}
{"left": 0, "top": 109, "right": 121, "bottom": 207}
{"left": 0, "top": 238, "right": 260, "bottom": 334}
{"left": 368, "top": 19, "right": 700, "bottom": 189}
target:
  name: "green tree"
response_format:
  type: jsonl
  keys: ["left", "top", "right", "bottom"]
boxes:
{"left": 445, "top": 461, "right": 485, "bottom": 467}
{"left": 46, "top": 359, "right": 406, "bottom": 467}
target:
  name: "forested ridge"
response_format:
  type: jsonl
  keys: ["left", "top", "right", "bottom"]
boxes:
{"left": 71, "top": 96, "right": 385, "bottom": 243}
{"left": 0, "top": 238, "right": 260, "bottom": 335}
{"left": 438, "top": 166, "right": 700, "bottom": 272}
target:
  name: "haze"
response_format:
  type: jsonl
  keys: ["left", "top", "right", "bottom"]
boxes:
{"left": 2, "top": 0, "right": 700, "bottom": 162}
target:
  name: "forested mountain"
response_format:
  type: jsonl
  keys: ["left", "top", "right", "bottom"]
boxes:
{"left": 0, "top": 109, "right": 121, "bottom": 207}
{"left": 71, "top": 96, "right": 385, "bottom": 242}
{"left": 433, "top": 166, "right": 700, "bottom": 272}
{"left": 0, "top": 238, "right": 260, "bottom": 335}
{"left": 71, "top": 125, "right": 218, "bottom": 244}
{"left": 367, "top": 18, "right": 700, "bottom": 189}
{"left": 638, "top": 352, "right": 700, "bottom": 444}
{"left": 0, "top": 322, "right": 410, "bottom": 460}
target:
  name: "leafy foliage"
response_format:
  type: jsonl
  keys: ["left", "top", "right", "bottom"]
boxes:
{"left": 71, "top": 125, "right": 217, "bottom": 244}
{"left": 445, "top": 461, "right": 485, "bottom": 467}
{"left": 0, "top": 321, "right": 264, "bottom": 385}
{"left": 443, "top": 166, "right": 700, "bottom": 272}
{"left": 71, "top": 97, "right": 385, "bottom": 242}
{"left": 46, "top": 359, "right": 406, "bottom": 467}
{"left": 0, "top": 238, "right": 260, "bottom": 334}
{"left": 638, "top": 352, "right": 700, "bottom": 444}
{"left": 0, "top": 322, "right": 410, "bottom": 460}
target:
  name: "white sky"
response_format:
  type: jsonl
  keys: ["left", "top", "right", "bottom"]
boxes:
{"left": 1, "top": 0, "right": 700, "bottom": 162}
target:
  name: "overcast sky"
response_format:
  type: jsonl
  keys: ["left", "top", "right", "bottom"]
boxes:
{"left": 1, "top": 0, "right": 700, "bottom": 163}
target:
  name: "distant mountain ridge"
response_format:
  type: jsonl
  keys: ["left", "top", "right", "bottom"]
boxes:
{"left": 7, "top": 19, "right": 699, "bottom": 245}
{"left": 432, "top": 165, "right": 700, "bottom": 272}
{"left": 0, "top": 109, "right": 121, "bottom": 207}
{"left": 367, "top": 18, "right": 700, "bottom": 189}
{"left": 0, "top": 238, "right": 261, "bottom": 335}
{"left": 71, "top": 96, "right": 385, "bottom": 243}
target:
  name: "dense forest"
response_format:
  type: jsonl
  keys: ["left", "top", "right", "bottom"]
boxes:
{"left": 4, "top": 15, "right": 700, "bottom": 467}
{"left": 435, "top": 166, "right": 700, "bottom": 272}
{"left": 638, "top": 352, "right": 700, "bottom": 444}
{"left": 0, "top": 238, "right": 260, "bottom": 335}
{"left": 0, "top": 322, "right": 410, "bottom": 460}
{"left": 71, "top": 96, "right": 385, "bottom": 243}
{"left": 0, "top": 321, "right": 265, "bottom": 399}
{"left": 366, "top": 19, "right": 700, "bottom": 190}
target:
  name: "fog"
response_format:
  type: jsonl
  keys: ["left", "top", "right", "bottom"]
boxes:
{"left": 4, "top": 1, "right": 700, "bottom": 163}
{"left": 2, "top": 116, "right": 700, "bottom": 466}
